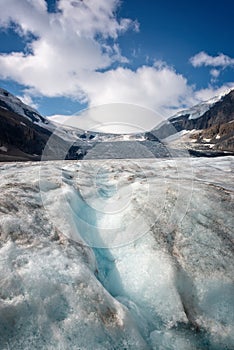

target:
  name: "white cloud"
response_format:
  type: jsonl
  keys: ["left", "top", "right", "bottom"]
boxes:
{"left": 190, "top": 51, "right": 234, "bottom": 68}
{"left": 79, "top": 64, "right": 192, "bottom": 117}
{"left": 0, "top": 1, "right": 233, "bottom": 127}
{"left": 17, "top": 93, "right": 38, "bottom": 109}
{"left": 190, "top": 52, "right": 234, "bottom": 83}
{"left": 50, "top": 104, "right": 165, "bottom": 133}
{"left": 48, "top": 82, "right": 234, "bottom": 133}
{"left": 210, "top": 69, "right": 220, "bottom": 78}
{"left": 192, "top": 83, "right": 234, "bottom": 103}
{"left": 0, "top": 0, "right": 192, "bottom": 118}
{"left": 0, "top": 0, "right": 136, "bottom": 98}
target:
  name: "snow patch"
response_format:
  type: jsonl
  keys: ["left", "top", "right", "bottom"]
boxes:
{"left": 0, "top": 146, "right": 8, "bottom": 152}
{"left": 170, "top": 90, "right": 228, "bottom": 121}
{"left": 203, "top": 138, "right": 211, "bottom": 142}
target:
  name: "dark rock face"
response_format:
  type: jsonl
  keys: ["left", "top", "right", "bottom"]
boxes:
{"left": 0, "top": 108, "right": 50, "bottom": 161}
{"left": 151, "top": 90, "right": 234, "bottom": 153}
{"left": 194, "top": 120, "right": 234, "bottom": 152}
{"left": 190, "top": 91, "right": 234, "bottom": 152}
{"left": 0, "top": 103, "right": 85, "bottom": 161}
{"left": 171, "top": 90, "right": 234, "bottom": 132}
{"left": 0, "top": 87, "right": 233, "bottom": 160}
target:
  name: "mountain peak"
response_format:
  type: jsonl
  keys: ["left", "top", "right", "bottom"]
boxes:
{"left": 170, "top": 88, "right": 234, "bottom": 122}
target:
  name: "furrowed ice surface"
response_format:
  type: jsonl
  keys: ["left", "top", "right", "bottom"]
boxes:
{"left": 0, "top": 157, "right": 233, "bottom": 349}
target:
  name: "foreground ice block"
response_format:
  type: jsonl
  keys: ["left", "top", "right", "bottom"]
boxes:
{"left": 0, "top": 157, "right": 233, "bottom": 349}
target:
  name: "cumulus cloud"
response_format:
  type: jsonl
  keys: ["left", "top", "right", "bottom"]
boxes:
{"left": 50, "top": 104, "right": 166, "bottom": 133}
{"left": 79, "top": 64, "right": 192, "bottom": 117}
{"left": 192, "top": 83, "right": 234, "bottom": 103}
{"left": 0, "top": 1, "right": 233, "bottom": 125}
{"left": 0, "top": 0, "right": 135, "bottom": 99}
{"left": 190, "top": 52, "right": 234, "bottom": 83}
{"left": 0, "top": 0, "right": 193, "bottom": 117}
{"left": 210, "top": 69, "right": 220, "bottom": 78}
{"left": 17, "top": 93, "right": 39, "bottom": 109}
{"left": 190, "top": 51, "right": 234, "bottom": 68}
{"left": 49, "top": 82, "right": 234, "bottom": 133}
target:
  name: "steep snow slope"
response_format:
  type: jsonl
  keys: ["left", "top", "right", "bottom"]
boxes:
{"left": 170, "top": 89, "right": 230, "bottom": 121}
{"left": 0, "top": 88, "right": 146, "bottom": 143}
{"left": 0, "top": 88, "right": 51, "bottom": 128}
{"left": 0, "top": 88, "right": 85, "bottom": 140}
{"left": 0, "top": 89, "right": 149, "bottom": 161}
{"left": 0, "top": 157, "right": 233, "bottom": 349}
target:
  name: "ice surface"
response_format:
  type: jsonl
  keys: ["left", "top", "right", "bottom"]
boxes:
{"left": 0, "top": 157, "right": 233, "bottom": 349}
{"left": 83, "top": 141, "right": 172, "bottom": 159}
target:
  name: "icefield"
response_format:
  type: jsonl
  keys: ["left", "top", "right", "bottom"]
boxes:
{"left": 0, "top": 157, "right": 233, "bottom": 349}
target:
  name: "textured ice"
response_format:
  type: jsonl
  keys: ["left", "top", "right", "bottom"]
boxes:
{"left": 0, "top": 157, "right": 233, "bottom": 349}
{"left": 83, "top": 141, "right": 171, "bottom": 159}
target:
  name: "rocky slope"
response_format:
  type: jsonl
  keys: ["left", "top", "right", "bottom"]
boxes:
{"left": 0, "top": 87, "right": 233, "bottom": 161}
{"left": 173, "top": 90, "right": 234, "bottom": 152}
{"left": 0, "top": 88, "right": 150, "bottom": 161}
{"left": 0, "top": 89, "right": 93, "bottom": 161}
{"left": 154, "top": 89, "right": 234, "bottom": 153}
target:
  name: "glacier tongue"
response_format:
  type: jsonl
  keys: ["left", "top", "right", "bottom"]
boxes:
{"left": 0, "top": 157, "right": 233, "bottom": 349}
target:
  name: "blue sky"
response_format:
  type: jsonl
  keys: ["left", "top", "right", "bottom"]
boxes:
{"left": 119, "top": 0, "right": 234, "bottom": 81}
{"left": 0, "top": 0, "right": 233, "bottom": 121}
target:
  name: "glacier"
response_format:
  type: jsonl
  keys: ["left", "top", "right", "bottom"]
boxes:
{"left": 0, "top": 157, "right": 233, "bottom": 349}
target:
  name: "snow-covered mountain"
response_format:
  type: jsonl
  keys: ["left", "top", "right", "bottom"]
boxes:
{"left": 0, "top": 88, "right": 150, "bottom": 161}
{"left": 170, "top": 89, "right": 231, "bottom": 121}
{"left": 0, "top": 88, "right": 147, "bottom": 143}
{"left": 0, "top": 88, "right": 50, "bottom": 127}
{"left": 0, "top": 88, "right": 111, "bottom": 161}
{"left": 0, "top": 87, "right": 233, "bottom": 161}
{"left": 151, "top": 89, "right": 234, "bottom": 154}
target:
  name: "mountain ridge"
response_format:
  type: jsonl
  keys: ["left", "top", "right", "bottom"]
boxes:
{"left": 151, "top": 89, "right": 234, "bottom": 153}
{"left": 0, "top": 88, "right": 233, "bottom": 161}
